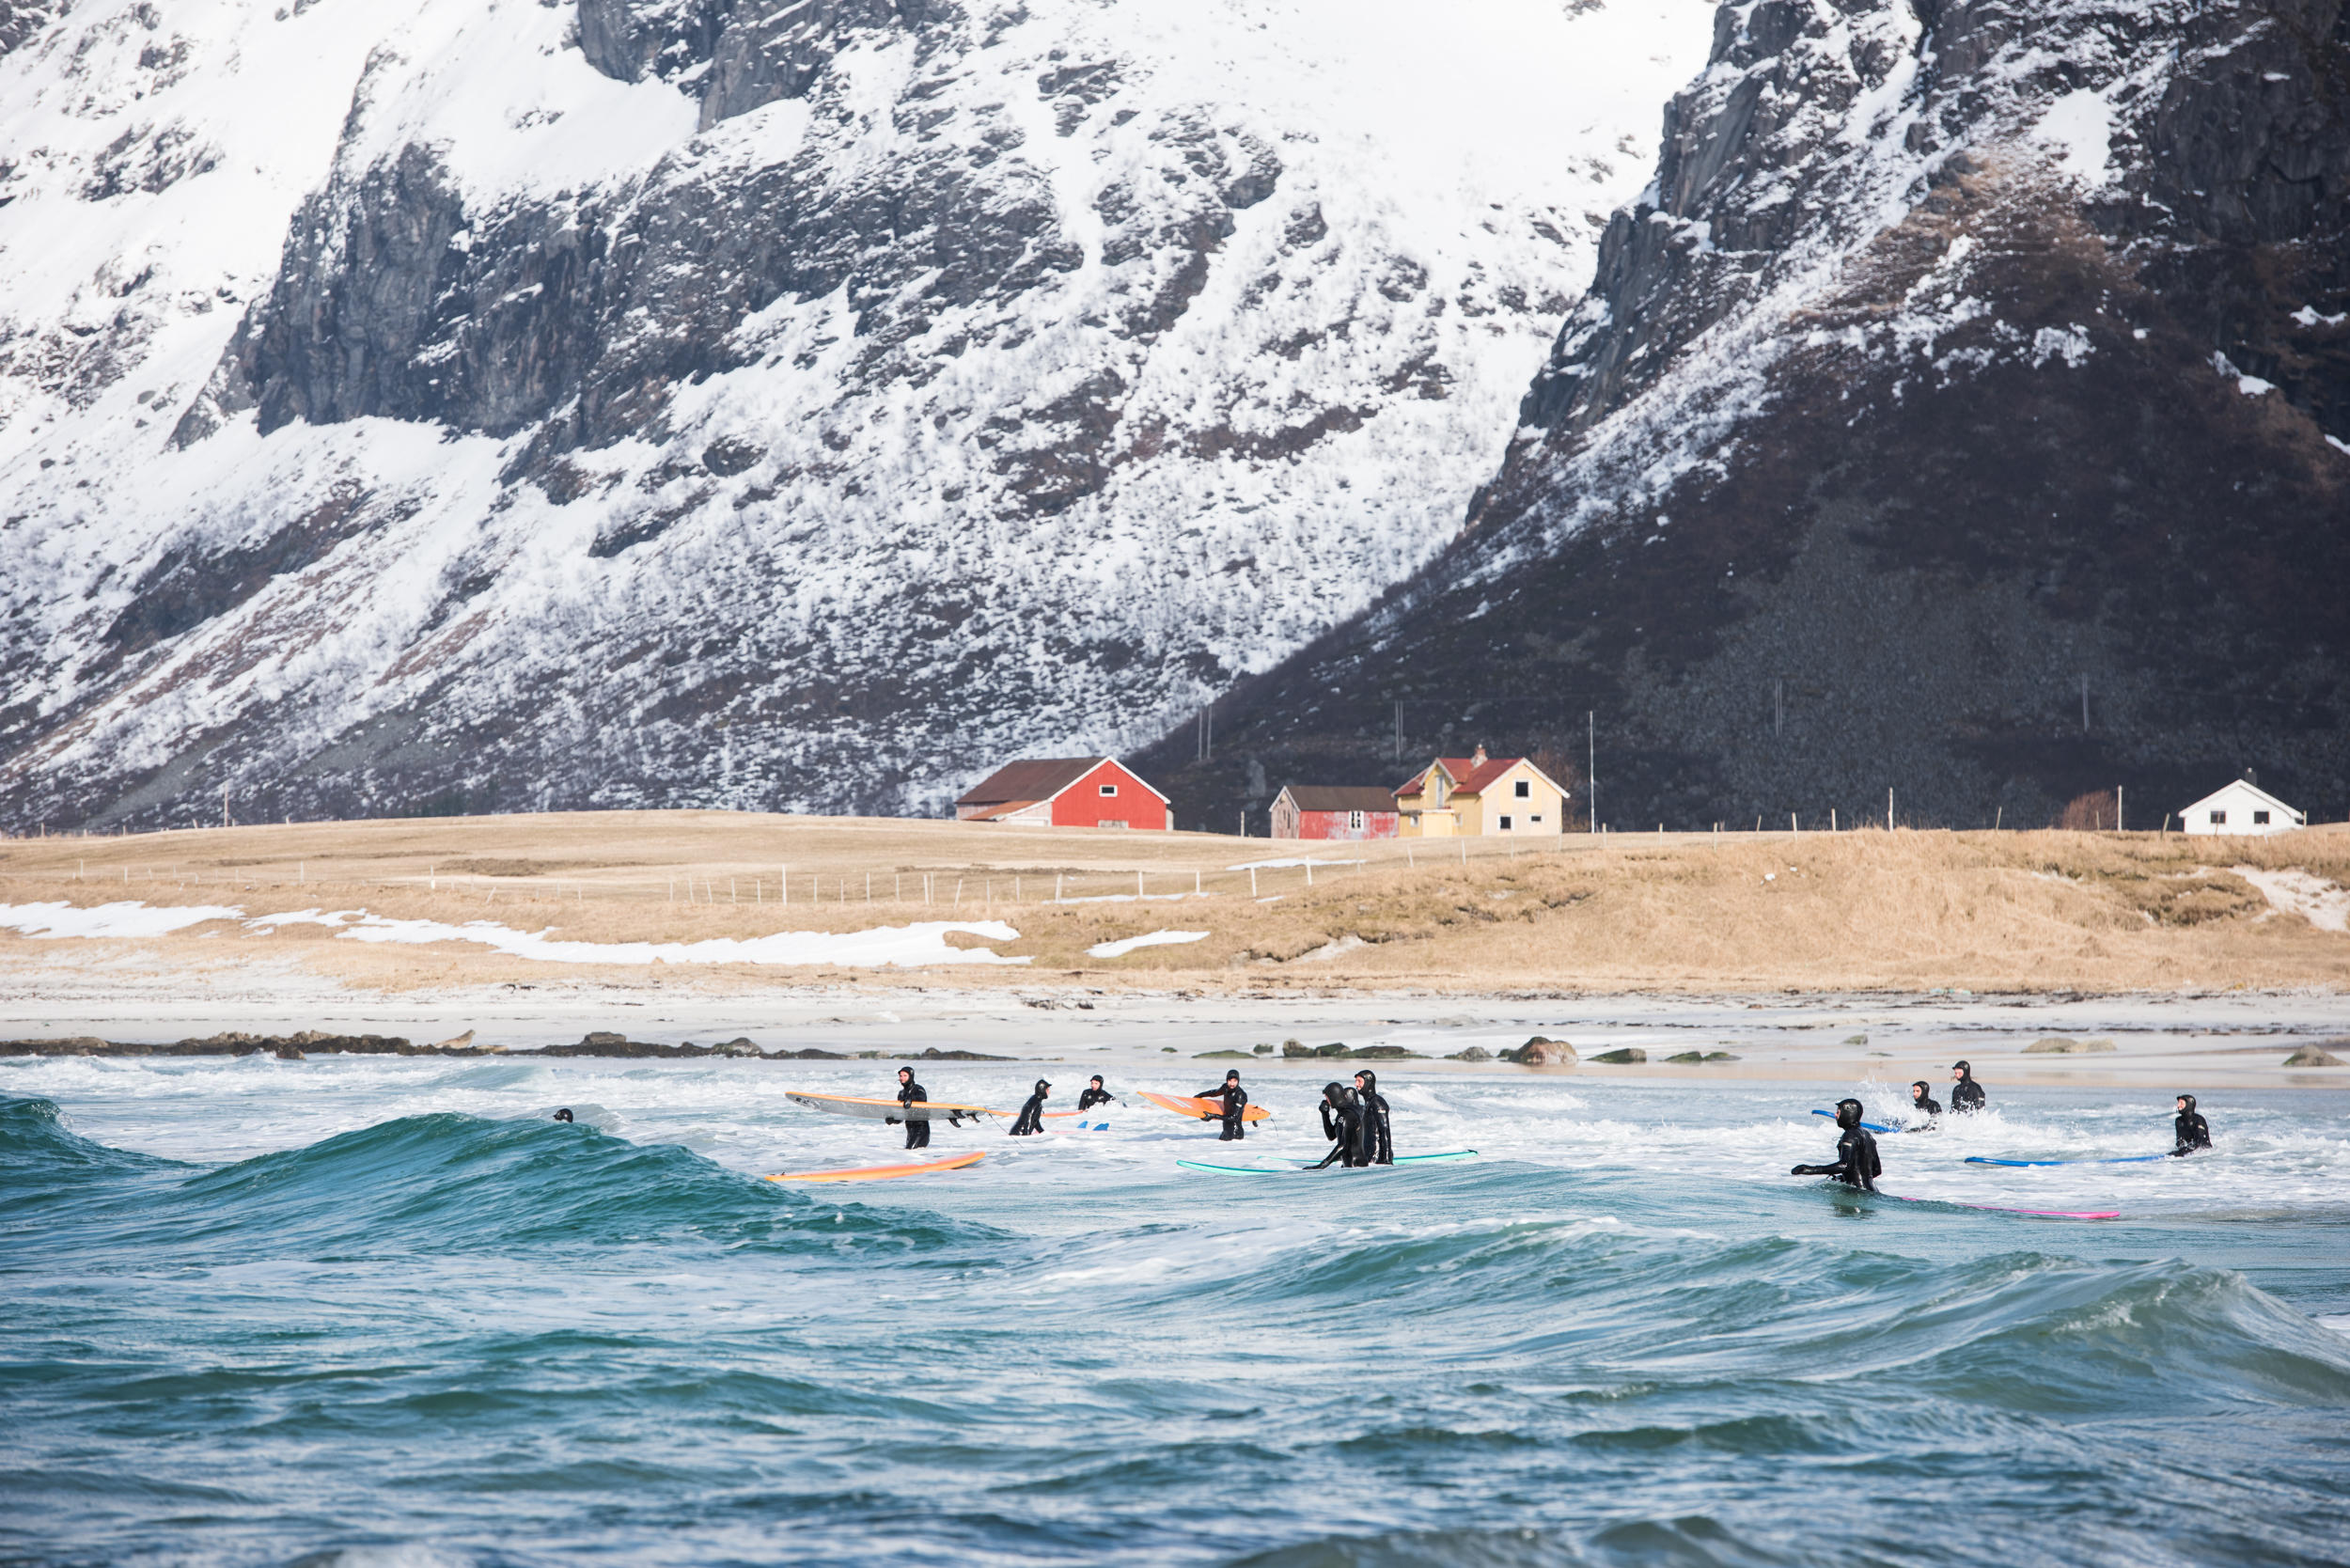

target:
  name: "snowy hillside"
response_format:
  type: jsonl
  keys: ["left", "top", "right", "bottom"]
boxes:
{"left": 0, "top": 0, "right": 1716, "bottom": 827}
{"left": 1137, "top": 0, "right": 2350, "bottom": 830}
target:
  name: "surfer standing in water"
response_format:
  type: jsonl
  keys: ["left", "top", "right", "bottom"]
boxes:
{"left": 1353, "top": 1069, "right": 1393, "bottom": 1165}
{"left": 1908, "top": 1081, "right": 1942, "bottom": 1126}
{"left": 1076, "top": 1074, "right": 1113, "bottom": 1111}
{"left": 1949, "top": 1060, "right": 1987, "bottom": 1114}
{"left": 1010, "top": 1079, "right": 1052, "bottom": 1137}
{"left": 1792, "top": 1098, "right": 1882, "bottom": 1191}
{"left": 1310, "top": 1082, "right": 1363, "bottom": 1168}
{"left": 2172, "top": 1094, "right": 2212, "bottom": 1155}
{"left": 1194, "top": 1069, "right": 1250, "bottom": 1140}
{"left": 895, "top": 1066, "right": 930, "bottom": 1150}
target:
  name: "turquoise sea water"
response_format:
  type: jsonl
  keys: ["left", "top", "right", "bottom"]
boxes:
{"left": 5, "top": 1056, "right": 2348, "bottom": 1567}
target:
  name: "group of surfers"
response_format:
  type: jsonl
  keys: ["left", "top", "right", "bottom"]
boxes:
{"left": 1796, "top": 1059, "right": 2217, "bottom": 1193}
{"left": 891, "top": 1063, "right": 1398, "bottom": 1167}
{"left": 870, "top": 1056, "right": 2217, "bottom": 1188}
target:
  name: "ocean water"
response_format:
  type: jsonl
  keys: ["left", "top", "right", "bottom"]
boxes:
{"left": 4, "top": 1054, "right": 2348, "bottom": 1568}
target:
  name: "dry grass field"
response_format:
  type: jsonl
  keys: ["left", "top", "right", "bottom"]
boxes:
{"left": 2, "top": 811, "right": 2346, "bottom": 994}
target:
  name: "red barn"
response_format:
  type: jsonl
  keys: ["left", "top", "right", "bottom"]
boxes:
{"left": 953, "top": 757, "right": 1171, "bottom": 830}
{"left": 1269, "top": 785, "right": 1401, "bottom": 840}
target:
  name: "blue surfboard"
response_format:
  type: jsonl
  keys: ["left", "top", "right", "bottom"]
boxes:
{"left": 1811, "top": 1108, "right": 1896, "bottom": 1135}
{"left": 1965, "top": 1153, "right": 2169, "bottom": 1168}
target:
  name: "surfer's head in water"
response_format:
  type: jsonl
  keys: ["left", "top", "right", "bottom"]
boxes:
{"left": 1832, "top": 1097, "right": 1865, "bottom": 1130}
{"left": 553, "top": 1107, "right": 574, "bottom": 1123}
{"left": 1089, "top": 1074, "right": 1104, "bottom": 1089}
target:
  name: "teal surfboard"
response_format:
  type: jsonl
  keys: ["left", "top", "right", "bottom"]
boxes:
{"left": 1177, "top": 1150, "right": 1480, "bottom": 1175}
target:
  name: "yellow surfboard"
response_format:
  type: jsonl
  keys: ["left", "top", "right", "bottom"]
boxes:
{"left": 764, "top": 1150, "right": 987, "bottom": 1184}
{"left": 1137, "top": 1090, "right": 1272, "bottom": 1124}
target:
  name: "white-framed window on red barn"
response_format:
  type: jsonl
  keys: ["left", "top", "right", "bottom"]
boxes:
{"left": 1100, "top": 783, "right": 1118, "bottom": 795}
{"left": 1349, "top": 810, "right": 1365, "bottom": 830}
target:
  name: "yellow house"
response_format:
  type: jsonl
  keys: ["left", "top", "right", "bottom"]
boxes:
{"left": 1394, "top": 746, "right": 1571, "bottom": 837}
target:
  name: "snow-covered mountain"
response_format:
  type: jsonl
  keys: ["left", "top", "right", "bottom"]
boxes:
{"left": 0, "top": 0, "right": 1716, "bottom": 828}
{"left": 1142, "top": 0, "right": 2350, "bottom": 830}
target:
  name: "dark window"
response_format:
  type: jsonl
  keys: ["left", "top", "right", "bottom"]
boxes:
{"left": 2210, "top": 810, "right": 2226, "bottom": 824}
{"left": 2253, "top": 810, "right": 2270, "bottom": 824}
{"left": 1514, "top": 779, "right": 1531, "bottom": 798}
{"left": 1100, "top": 783, "right": 1118, "bottom": 796}
{"left": 1498, "top": 814, "right": 1513, "bottom": 831}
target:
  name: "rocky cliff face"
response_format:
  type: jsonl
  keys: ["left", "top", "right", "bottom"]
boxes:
{"left": 0, "top": 0, "right": 1711, "bottom": 828}
{"left": 1144, "top": 0, "right": 2350, "bottom": 833}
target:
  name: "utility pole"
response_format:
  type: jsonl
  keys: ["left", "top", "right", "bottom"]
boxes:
{"left": 2117, "top": 785, "right": 2123, "bottom": 832}
{"left": 2081, "top": 673, "right": 2090, "bottom": 732}
{"left": 221, "top": 787, "right": 230, "bottom": 829}
{"left": 1587, "top": 711, "right": 1596, "bottom": 833}
{"left": 1774, "top": 679, "right": 1784, "bottom": 738}
{"left": 1888, "top": 789, "right": 1893, "bottom": 832}
{"left": 1394, "top": 699, "right": 1402, "bottom": 761}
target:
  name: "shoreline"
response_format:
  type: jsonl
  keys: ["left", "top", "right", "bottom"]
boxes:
{"left": 6, "top": 983, "right": 2343, "bottom": 1090}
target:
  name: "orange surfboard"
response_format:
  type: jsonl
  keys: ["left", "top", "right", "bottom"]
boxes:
{"left": 1137, "top": 1090, "right": 1272, "bottom": 1124}
{"left": 763, "top": 1150, "right": 987, "bottom": 1184}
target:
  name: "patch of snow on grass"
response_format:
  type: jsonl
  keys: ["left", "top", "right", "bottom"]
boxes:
{"left": 2232, "top": 869, "right": 2350, "bottom": 934}
{"left": 0, "top": 902, "right": 245, "bottom": 938}
{"left": 1089, "top": 930, "right": 1212, "bottom": 958}
{"left": 2211, "top": 351, "right": 2274, "bottom": 396}
{"left": 331, "top": 916, "right": 1031, "bottom": 966}
{"left": 1227, "top": 856, "right": 1370, "bottom": 870}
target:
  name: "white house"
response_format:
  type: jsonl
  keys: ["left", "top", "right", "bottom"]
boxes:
{"left": 2177, "top": 777, "right": 2307, "bottom": 837}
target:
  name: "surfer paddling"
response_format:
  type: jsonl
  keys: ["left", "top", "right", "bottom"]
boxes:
{"left": 2172, "top": 1094, "right": 2212, "bottom": 1155}
{"left": 1792, "top": 1098, "right": 1882, "bottom": 1192}
{"left": 1907, "top": 1081, "right": 1941, "bottom": 1127}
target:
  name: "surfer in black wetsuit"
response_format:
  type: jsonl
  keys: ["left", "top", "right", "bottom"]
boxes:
{"left": 895, "top": 1066, "right": 930, "bottom": 1150}
{"left": 1353, "top": 1069, "right": 1393, "bottom": 1165}
{"left": 1076, "top": 1074, "right": 1113, "bottom": 1111}
{"left": 553, "top": 1107, "right": 574, "bottom": 1123}
{"left": 1908, "top": 1081, "right": 1942, "bottom": 1125}
{"left": 1010, "top": 1078, "right": 1052, "bottom": 1137}
{"left": 1949, "top": 1060, "right": 1987, "bottom": 1114}
{"left": 1194, "top": 1069, "right": 1248, "bottom": 1140}
{"left": 1310, "top": 1082, "right": 1363, "bottom": 1168}
{"left": 1792, "top": 1098, "right": 1881, "bottom": 1192}
{"left": 2172, "top": 1094, "right": 2212, "bottom": 1155}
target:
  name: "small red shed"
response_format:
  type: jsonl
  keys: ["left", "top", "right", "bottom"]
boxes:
{"left": 1269, "top": 785, "right": 1402, "bottom": 840}
{"left": 954, "top": 758, "right": 1171, "bottom": 830}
